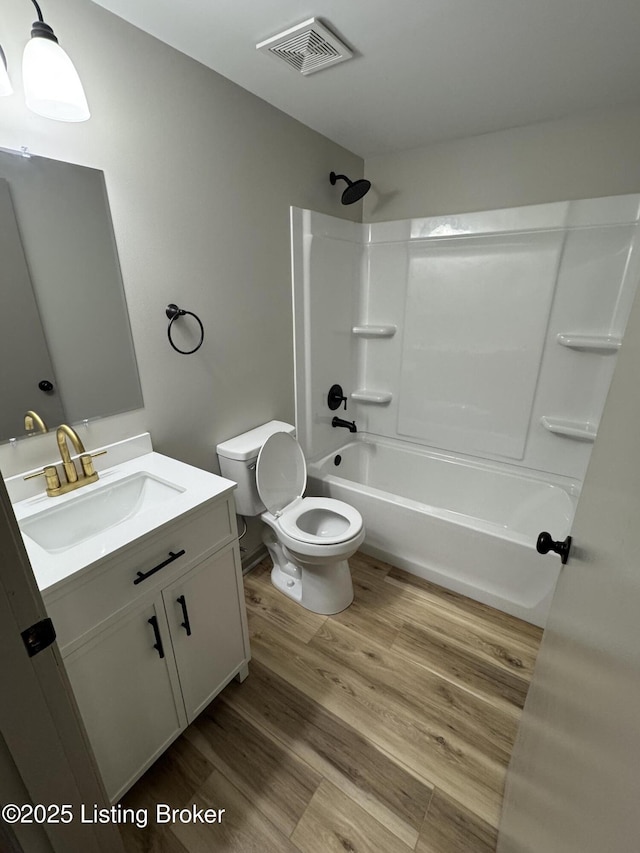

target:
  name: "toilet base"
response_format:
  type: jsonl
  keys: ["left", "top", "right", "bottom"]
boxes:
{"left": 263, "top": 528, "right": 354, "bottom": 615}
{"left": 270, "top": 564, "right": 303, "bottom": 604}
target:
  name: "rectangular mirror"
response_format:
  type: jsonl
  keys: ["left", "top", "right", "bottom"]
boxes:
{"left": 0, "top": 149, "right": 143, "bottom": 444}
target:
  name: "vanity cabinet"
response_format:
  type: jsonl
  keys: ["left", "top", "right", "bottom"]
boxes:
{"left": 44, "top": 493, "right": 250, "bottom": 802}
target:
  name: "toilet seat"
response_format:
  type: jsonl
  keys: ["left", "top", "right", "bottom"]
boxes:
{"left": 279, "top": 497, "right": 363, "bottom": 545}
{"left": 256, "top": 431, "right": 306, "bottom": 514}
{"left": 256, "top": 432, "right": 363, "bottom": 546}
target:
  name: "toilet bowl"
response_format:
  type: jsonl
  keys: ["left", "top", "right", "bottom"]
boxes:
{"left": 216, "top": 422, "right": 364, "bottom": 614}
{"left": 257, "top": 432, "right": 364, "bottom": 613}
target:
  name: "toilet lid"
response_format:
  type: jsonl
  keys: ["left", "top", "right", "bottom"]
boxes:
{"left": 256, "top": 431, "right": 307, "bottom": 515}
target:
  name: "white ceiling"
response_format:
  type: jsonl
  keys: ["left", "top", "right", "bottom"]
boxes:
{"left": 91, "top": 0, "right": 640, "bottom": 158}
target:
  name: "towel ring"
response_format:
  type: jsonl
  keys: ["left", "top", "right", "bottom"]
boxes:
{"left": 166, "top": 304, "right": 204, "bottom": 355}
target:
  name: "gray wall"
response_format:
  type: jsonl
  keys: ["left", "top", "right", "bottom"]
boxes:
{"left": 0, "top": 0, "right": 362, "bottom": 557}
{"left": 364, "top": 101, "right": 640, "bottom": 221}
{"left": 0, "top": 0, "right": 362, "bottom": 464}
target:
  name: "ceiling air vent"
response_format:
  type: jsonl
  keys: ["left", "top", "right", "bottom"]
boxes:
{"left": 256, "top": 18, "right": 353, "bottom": 76}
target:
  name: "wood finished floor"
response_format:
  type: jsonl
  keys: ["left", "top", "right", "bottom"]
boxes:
{"left": 119, "top": 552, "right": 542, "bottom": 853}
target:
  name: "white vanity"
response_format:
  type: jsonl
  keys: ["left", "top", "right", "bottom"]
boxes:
{"left": 8, "top": 434, "right": 250, "bottom": 803}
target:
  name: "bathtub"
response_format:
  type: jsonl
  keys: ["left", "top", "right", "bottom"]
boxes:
{"left": 306, "top": 437, "right": 578, "bottom": 627}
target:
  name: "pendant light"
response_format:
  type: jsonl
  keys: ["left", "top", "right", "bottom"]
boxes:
{"left": 0, "top": 45, "right": 13, "bottom": 97}
{"left": 22, "top": 0, "right": 89, "bottom": 122}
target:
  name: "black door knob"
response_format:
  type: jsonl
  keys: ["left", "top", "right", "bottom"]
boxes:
{"left": 536, "top": 531, "right": 572, "bottom": 564}
{"left": 38, "top": 380, "right": 54, "bottom": 392}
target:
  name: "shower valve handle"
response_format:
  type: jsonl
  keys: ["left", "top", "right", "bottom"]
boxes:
{"left": 328, "top": 384, "right": 348, "bottom": 411}
{"left": 536, "top": 531, "right": 572, "bottom": 564}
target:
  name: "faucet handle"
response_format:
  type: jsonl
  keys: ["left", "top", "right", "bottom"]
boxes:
{"left": 79, "top": 449, "right": 107, "bottom": 478}
{"left": 328, "top": 384, "right": 348, "bottom": 411}
{"left": 24, "top": 465, "right": 61, "bottom": 491}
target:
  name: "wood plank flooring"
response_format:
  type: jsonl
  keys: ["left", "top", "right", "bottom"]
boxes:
{"left": 119, "top": 551, "right": 542, "bottom": 853}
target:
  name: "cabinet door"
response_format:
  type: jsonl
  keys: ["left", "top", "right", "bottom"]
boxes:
{"left": 64, "top": 598, "right": 186, "bottom": 802}
{"left": 163, "top": 545, "right": 248, "bottom": 722}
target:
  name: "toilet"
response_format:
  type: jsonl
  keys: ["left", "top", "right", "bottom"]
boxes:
{"left": 216, "top": 421, "right": 364, "bottom": 614}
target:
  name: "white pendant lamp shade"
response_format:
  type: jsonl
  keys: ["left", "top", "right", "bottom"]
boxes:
{"left": 0, "top": 47, "right": 12, "bottom": 97}
{"left": 23, "top": 31, "right": 89, "bottom": 122}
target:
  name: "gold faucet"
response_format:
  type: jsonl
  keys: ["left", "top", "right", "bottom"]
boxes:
{"left": 24, "top": 423, "right": 107, "bottom": 497}
{"left": 57, "top": 424, "right": 86, "bottom": 484}
{"left": 24, "top": 410, "right": 49, "bottom": 434}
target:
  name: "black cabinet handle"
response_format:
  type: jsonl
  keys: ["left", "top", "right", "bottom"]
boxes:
{"left": 147, "top": 615, "right": 165, "bottom": 659}
{"left": 536, "top": 532, "right": 572, "bottom": 565}
{"left": 133, "top": 549, "right": 186, "bottom": 585}
{"left": 177, "top": 595, "right": 192, "bottom": 636}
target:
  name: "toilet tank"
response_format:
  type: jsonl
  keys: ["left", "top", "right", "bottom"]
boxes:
{"left": 216, "top": 420, "right": 295, "bottom": 516}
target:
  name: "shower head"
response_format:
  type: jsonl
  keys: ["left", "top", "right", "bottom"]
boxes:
{"left": 330, "top": 171, "right": 371, "bottom": 205}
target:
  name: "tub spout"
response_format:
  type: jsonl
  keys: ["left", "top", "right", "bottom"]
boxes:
{"left": 332, "top": 416, "right": 357, "bottom": 433}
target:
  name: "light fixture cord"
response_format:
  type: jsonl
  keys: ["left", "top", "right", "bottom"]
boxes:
{"left": 29, "top": 0, "right": 44, "bottom": 23}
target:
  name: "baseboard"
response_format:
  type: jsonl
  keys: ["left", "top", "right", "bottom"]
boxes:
{"left": 241, "top": 546, "right": 268, "bottom": 575}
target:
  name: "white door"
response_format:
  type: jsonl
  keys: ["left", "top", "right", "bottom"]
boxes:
{"left": 498, "top": 279, "right": 640, "bottom": 851}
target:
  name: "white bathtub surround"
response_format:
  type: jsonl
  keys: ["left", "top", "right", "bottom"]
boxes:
{"left": 292, "top": 197, "right": 640, "bottom": 481}
{"left": 292, "top": 195, "right": 640, "bottom": 625}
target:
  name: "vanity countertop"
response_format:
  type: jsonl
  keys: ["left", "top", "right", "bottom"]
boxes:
{"left": 11, "top": 451, "right": 236, "bottom": 594}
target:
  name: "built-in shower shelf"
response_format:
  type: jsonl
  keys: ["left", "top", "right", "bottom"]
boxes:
{"left": 541, "top": 416, "right": 597, "bottom": 442}
{"left": 557, "top": 333, "right": 621, "bottom": 353}
{"left": 352, "top": 325, "right": 397, "bottom": 338}
{"left": 350, "top": 389, "right": 393, "bottom": 404}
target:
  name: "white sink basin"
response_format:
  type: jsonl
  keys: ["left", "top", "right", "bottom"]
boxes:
{"left": 19, "top": 472, "right": 184, "bottom": 553}
{"left": 10, "top": 449, "right": 237, "bottom": 594}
